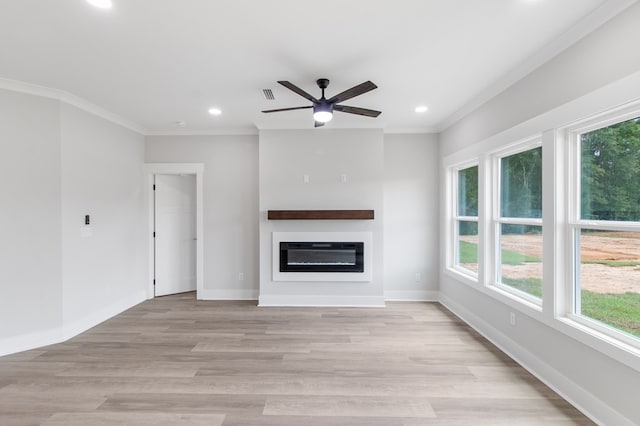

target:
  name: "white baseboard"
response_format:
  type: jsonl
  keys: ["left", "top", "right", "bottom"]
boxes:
{"left": 258, "top": 294, "right": 386, "bottom": 307}
{"left": 0, "top": 291, "right": 146, "bottom": 357}
{"left": 439, "top": 294, "right": 635, "bottom": 426}
{"left": 0, "top": 327, "right": 65, "bottom": 357}
{"left": 198, "top": 288, "right": 259, "bottom": 300}
{"left": 385, "top": 290, "right": 439, "bottom": 301}
{"left": 62, "top": 290, "right": 147, "bottom": 340}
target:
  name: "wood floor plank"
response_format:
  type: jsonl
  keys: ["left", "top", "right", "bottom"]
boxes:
{"left": 41, "top": 412, "right": 225, "bottom": 426}
{"left": 0, "top": 412, "right": 53, "bottom": 426}
{"left": 98, "top": 393, "right": 265, "bottom": 414}
{"left": 0, "top": 293, "right": 594, "bottom": 425}
{"left": 263, "top": 395, "right": 436, "bottom": 418}
{"left": 429, "top": 397, "right": 594, "bottom": 424}
{"left": 55, "top": 362, "right": 199, "bottom": 378}
{"left": 220, "top": 414, "right": 410, "bottom": 426}
{"left": 0, "top": 384, "right": 107, "bottom": 412}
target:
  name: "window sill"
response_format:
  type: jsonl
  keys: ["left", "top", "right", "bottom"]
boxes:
{"left": 444, "top": 266, "right": 478, "bottom": 287}
{"left": 556, "top": 316, "right": 640, "bottom": 373}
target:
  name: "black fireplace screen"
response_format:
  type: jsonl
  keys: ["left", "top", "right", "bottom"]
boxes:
{"left": 280, "top": 242, "right": 364, "bottom": 273}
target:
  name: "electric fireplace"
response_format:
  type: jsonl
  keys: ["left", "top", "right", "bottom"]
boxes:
{"left": 272, "top": 232, "right": 372, "bottom": 282}
{"left": 280, "top": 242, "right": 364, "bottom": 273}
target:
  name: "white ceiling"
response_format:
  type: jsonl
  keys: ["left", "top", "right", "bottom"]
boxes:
{"left": 0, "top": 0, "right": 633, "bottom": 134}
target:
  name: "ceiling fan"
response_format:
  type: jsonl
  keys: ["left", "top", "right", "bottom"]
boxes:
{"left": 262, "top": 78, "right": 381, "bottom": 127}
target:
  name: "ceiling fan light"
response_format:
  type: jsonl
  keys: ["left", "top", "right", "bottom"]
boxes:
{"left": 313, "top": 103, "right": 333, "bottom": 123}
{"left": 313, "top": 111, "right": 333, "bottom": 123}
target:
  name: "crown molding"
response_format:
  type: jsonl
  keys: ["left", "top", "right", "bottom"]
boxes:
{"left": 0, "top": 77, "right": 146, "bottom": 135}
{"left": 383, "top": 127, "right": 438, "bottom": 135}
{"left": 146, "top": 127, "right": 259, "bottom": 136}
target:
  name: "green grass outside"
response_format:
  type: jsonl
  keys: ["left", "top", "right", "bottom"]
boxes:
{"left": 501, "top": 250, "right": 540, "bottom": 265}
{"left": 458, "top": 241, "right": 640, "bottom": 339}
{"left": 582, "top": 291, "right": 640, "bottom": 338}
{"left": 502, "top": 277, "right": 542, "bottom": 298}
{"left": 498, "top": 278, "right": 640, "bottom": 338}
{"left": 458, "top": 241, "right": 477, "bottom": 264}
{"left": 582, "top": 260, "right": 640, "bottom": 267}
{"left": 459, "top": 241, "right": 540, "bottom": 265}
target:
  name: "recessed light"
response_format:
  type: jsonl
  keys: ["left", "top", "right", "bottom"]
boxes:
{"left": 415, "top": 105, "right": 429, "bottom": 113}
{"left": 86, "top": 0, "right": 113, "bottom": 9}
{"left": 208, "top": 108, "right": 222, "bottom": 116}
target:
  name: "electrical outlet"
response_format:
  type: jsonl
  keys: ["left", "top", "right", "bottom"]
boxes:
{"left": 510, "top": 312, "right": 516, "bottom": 326}
{"left": 415, "top": 273, "right": 421, "bottom": 282}
{"left": 238, "top": 272, "right": 244, "bottom": 281}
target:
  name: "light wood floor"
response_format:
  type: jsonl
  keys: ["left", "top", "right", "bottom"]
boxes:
{"left": 0, "top": 292, "right": 593, "bottom": 425}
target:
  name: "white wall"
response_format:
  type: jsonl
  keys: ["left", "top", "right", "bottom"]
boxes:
{"left": 259, "top": 129, "right": 385, "bottom": 306}
{"left": 439, "top": 4, "right": 640, "bottom": 425}
{"left": 145, "top": 135, "right": 260, "bottom": 300}
{"left": 60, "top": 103, "right": 147, "bottom": 334}
{"left": 383, "top": 133, "right": 439, "bottom": 301}
{"left": 0, "top": 89, "right": 63, "bottom": 350}
{"left": 0, "top": 88, "right": 147, "bottom": 356}
{"left": 146, "top": 131, "right": 437, "bottom": 304}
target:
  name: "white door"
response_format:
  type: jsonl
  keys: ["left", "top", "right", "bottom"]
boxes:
{"left": 154, "top": 174, "right": 197, "bottom": 296}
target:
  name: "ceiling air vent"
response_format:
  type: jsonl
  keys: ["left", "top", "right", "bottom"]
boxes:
{"left": 262, "top": 88, "right": 275, "bottom": 100}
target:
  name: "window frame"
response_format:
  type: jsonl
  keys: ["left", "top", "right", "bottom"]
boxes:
{"left": 450, "top": 161, "right": 480, "bottom": 280}
{"left": 490, "top": 138, "right": 544, "bottom": 306}
{"left": 564, "top": 108, "right": 640, "bottom": 350}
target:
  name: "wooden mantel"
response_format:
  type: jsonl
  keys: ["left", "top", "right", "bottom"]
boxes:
{"left": 267, "top": 210, "right": 374, "bottom": 220}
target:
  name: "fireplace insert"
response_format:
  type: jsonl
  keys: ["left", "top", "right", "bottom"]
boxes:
{"left": 279, "top": 242, "right": 364, "bottom": 273}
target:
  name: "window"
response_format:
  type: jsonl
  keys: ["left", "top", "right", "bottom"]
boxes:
{"left": 444, "top": 96, "right": 640, "bottom": 369}
{"left": 495, "top": 145, "right": 543, "bottom": 301}
{"left": 454, "top": 165, "right": 478, "bottom": 276}
{"left": 571, "top": 115, "right": 640, "bottom": 342}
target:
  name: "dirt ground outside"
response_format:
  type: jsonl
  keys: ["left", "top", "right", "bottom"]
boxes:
{"left": 460, "top": 232, "right": 640, "bottom": 294}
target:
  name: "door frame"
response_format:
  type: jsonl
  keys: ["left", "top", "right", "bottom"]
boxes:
{"left": 145, "top": 163, "right": 204, "bottom": 299}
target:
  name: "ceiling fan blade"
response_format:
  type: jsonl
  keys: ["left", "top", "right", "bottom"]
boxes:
{"left": 327, "top": 81, "right": 377, "bottom": 104}
{"left": 314, "top": 121, "right": 325, "bottom": 128}
{"left": 278, "top": 81, "right": 319, "bottom": 103}
{"left": 262, "top": 106, "right": 313, "bottom": 113}
{"left": 333, "top": 104, "right": 382, "bottom": 117}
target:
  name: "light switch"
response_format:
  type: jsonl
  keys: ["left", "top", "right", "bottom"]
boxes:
{"left": 303, "top": 174, "right": 310, "bottom": 184}
{"left": 340, "top": 174, "right": 348, "bottom": 184}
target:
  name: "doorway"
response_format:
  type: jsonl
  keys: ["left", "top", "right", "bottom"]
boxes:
{"left": 154, "top": 174, "right": 196, "bottom": 296}
{"left": 145, "top": 163, "right": 204, "bottom": 299}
